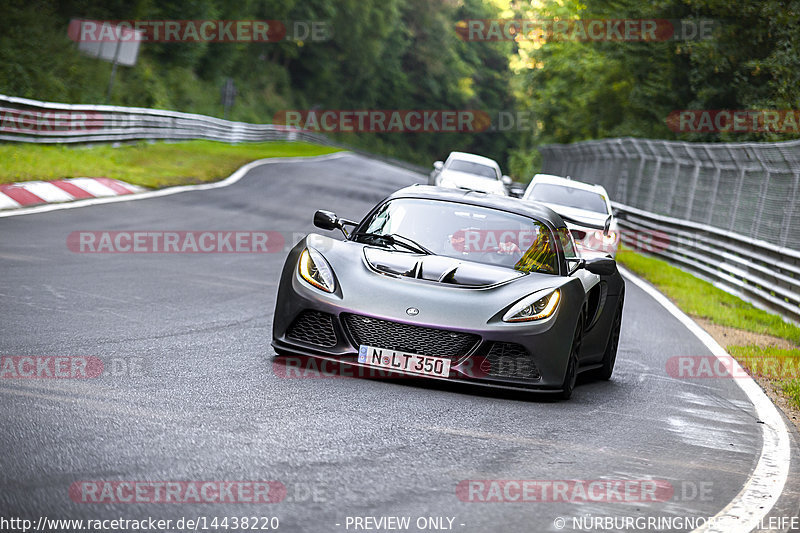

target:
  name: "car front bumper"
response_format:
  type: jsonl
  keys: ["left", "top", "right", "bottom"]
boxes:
{"left": 272, "top": 248, "right": 584, "bottom": 391}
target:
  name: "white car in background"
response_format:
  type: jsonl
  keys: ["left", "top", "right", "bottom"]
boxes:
{"left": 522, "top": 174, "right": 619, "bottom": 257}
{"left": 429, "top": 152, "right": 511, "bottom": 196}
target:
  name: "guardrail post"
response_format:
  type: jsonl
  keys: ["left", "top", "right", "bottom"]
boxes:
{"left": 644, "top": 141, "right": 663, "bottom": 213}
{"left": 750, "top": 149, "right": 771, "bottom": 240}
{"left": 781, "top": 172, "right": 800, "bottom": 248}
{"left": 613, "top": 139, "right": 628, "bottom": 203}
{"left": 629, "top": 139, "right": 647, "bottom": 206}
{"left": 729, "top": 166, "right": 747, "bottom": 232}
{"left": 704, "top": 146, "right": 722, "bottom": 227}
{"left": 681, "top": 144, "right": 702, "bottom": 220}
{"left": 662, "top": 143, "right": 682, "bottom": 215}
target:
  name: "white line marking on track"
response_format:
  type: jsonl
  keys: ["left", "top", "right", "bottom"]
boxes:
{"left": 620, "top": 266, "right": 791, "bottom": 533}
{"left": 0, "top": 151, "right": 352, "bottom": 218}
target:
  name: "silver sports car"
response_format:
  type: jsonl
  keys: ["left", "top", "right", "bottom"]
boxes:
{"left": 272, "top": 186, "right": 625, "bottom": 399}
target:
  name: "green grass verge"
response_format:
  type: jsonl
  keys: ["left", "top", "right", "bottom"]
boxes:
{"left": 0, "top": 141, "right": 342, "bottom": 189}
{"left": 617, "top": 247, "right": 800, "bottom": 409}
{"left": 729, "top": 345, "right": 800, "bottom": 409}
{"left": 728, "top": 345, "right": 800, "bottom": 379}
{"left": 617, "top": 249, "right": 800, "bottom": 344}
{"left": 783, "top": 380, "right": 800, "bottom": 409}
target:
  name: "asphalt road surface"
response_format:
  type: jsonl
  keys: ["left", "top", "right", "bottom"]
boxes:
{"left": 1, "top": 153, "right": 798, "bottom": 533}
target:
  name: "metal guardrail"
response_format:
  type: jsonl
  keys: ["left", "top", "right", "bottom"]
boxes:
{"left": 0, "top": 94, "right": 429, "bottom": 175}
{"left": 614, "top": 203, "right": 800, "bottom": 323}
{"left": 540, "top": 137, "right": 800, "bottom": 251}
{"left": 0, "top": 94, "right": 335, "bottom": 145}
{"left": 540, "top": 137, "right": 800, "bottom": 323}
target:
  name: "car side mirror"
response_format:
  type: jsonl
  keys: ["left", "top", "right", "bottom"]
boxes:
{"left": 501, "top": 175, "right": 512, "bottom": 186}
{"left": 314, "top": 210, "right": 340, "bottom": 231}
{"left": 314, "top": 210, "right": 358, "bottom": 237}
{"left": 433, "top": 161, "right": 443, "bottom": 171}
{"left": 584, "top": 257, "right": 617, "bottom": 275}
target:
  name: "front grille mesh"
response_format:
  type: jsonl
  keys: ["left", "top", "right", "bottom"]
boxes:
{"left": 286, "top": 311, "right": 337, "bottom": 347}
{"left": 342, "top": 314, "right": 480, "bottom": 360}
{"left": 480, "top": 342, "right": 541, "bottom": 380}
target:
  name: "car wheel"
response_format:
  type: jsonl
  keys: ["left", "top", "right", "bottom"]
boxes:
{"left": 598, "top": 297, "right": 623, "bottom": 380}
{"left": 559, "top": 317, "right": 583, "bottom": 400}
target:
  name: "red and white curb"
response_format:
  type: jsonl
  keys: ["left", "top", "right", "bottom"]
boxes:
{"left": 0, "top": 178, "right": 145, "bottom": 210}
{"left": 0, "top": 152, "right": 357, "bottom": 218}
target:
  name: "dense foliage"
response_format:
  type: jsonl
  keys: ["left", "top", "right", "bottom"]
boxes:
{"left": 0, "top": 0, "right": 518, "bottom": 169}
{"left": 506, "top": 0, "right": 800, "bottom": 177}
{"left": 1, "top": 0, "right": 798, "bottom": 178}
{"left": 520, "top": 0, "right": 800, "bottom": 142}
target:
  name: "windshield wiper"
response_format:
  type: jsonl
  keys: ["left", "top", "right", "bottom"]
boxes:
{"left": 352, "top": 232, "right": 433, "bottom": 255}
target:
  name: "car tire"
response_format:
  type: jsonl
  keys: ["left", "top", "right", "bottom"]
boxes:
{"left": 559, "top": 316, "right": 583, "bottom": 400}
{"left": 597, "top": 296, "right": 624, "bottom": 381}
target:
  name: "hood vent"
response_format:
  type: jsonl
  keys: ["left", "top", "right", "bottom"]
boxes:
{"left": 363, "top": 247, "right": 523, "bottom": 287}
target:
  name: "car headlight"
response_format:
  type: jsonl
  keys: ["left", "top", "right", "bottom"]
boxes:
{"left": 298, "top": 248, "right": 335, "bottom": 293}
{"left": 503, "top": 289, "right": 561, "bottom": 322}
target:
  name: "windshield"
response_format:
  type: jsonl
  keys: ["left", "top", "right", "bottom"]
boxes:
{"left": 447, "top": 160, "right": 498, "bottom": 179}
{"left": 529, "top": 183, "right": 609, "bottom": 214}
{"left": 358, "top": 198, "right": 558, "bottom": 274}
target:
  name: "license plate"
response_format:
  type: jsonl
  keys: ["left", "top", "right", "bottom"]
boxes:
{"left": 358, "top": 345, "right": 451, "bottom": 377}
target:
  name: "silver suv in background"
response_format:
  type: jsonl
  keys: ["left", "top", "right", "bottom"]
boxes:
{"left": 429, "top": 151, "right": 511, "bottom": 196}
{"left": 522, "top": 174, "right": 619, "bottom": 257}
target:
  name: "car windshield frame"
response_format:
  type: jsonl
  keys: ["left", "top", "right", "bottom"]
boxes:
{"left": 352, "top": 197, "right": 563, "bottom": 275}
{"left": 529, "top": 183, "right": 609, "bottom": 214}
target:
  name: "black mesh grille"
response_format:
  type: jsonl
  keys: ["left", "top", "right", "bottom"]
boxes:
{"left": 286, "top": 311, "right": 337, "bottom": 347}
{"left": 342, "top": 314, "right": 480, "bottom": 360}
{"left": 480, "top": 342, "right": 541, "bottom": 380}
